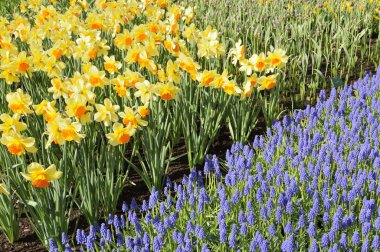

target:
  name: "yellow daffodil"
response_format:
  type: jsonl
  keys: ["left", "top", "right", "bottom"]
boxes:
{"left": 239, "top": 59, "right": 254, "bottom": 76}
{"left": 183, "top": 6, "right": 195, "bottom": 23}
{"left": 242, "top": 81, "right": 253, "bottom": 98}
{"left": 65, "top": 95, "right": 93, "bottom": 124}
{"left": 135, "top": 80, "right": 155, "bottom": 104}
{"left": 247, "top": 73, "right": 258, "bottom": 87}
{"left": 156, "top": 82, "right": 180, "bottom": 100}
{"left": 266, "top": 49, "right": 288, "bottom": 69}
{"left": 106, "top": 122, "right": 136, "bottom": 146}
{"left": 33, "top": 100, "right": 59, "bottom": 122}
{"left": 197, "top": 26, "right": 224, "bottom": 59}
{"left": 41, "top": 55, "right": 65, "bottom": 78}
{"left": 103, "top": 55, "right": 122, "bottom": 74}
{"left": 48, "top": 78, "right": 67, "bottom": 99}
{"left": 139, "top": 57, "right": 158, "bottom": 74}
{"left": 249, "top": 53, "right": 267, "bottom": 72}
{"left": 182, "top": 23, "right": 198, "bottom": 43}
{"left": 118, "top": 107, "right": 148, "bottom": 129}
{"left": 222, "top": 81, "right": 242, "bottom": 95}
{"left": 13, "top": 51, "right": 32, "bottom": 75}
{"left": 228, "top": 39, "right": 245, "bottom": 65}
{"left": 94, "top": 98, "right": 120, "bottom": 126}
{"left": 258, "top": 74, "right": 279, "bottom": 90}
{"left": 124, "top": 45, "right": 144, "bottom": 64}
{"left": 131, "top": 24, "right": 150, "bottom": 43}
{"left": 212, "top": 70, "right": 230, "bottom": 88}
{"left": 21, "top": 163, "right": 62, "bottom": 188}
{"left": 177, "top": 53, "right": 200, "bottom": 81}
{"left": 0, "top": 113, "right": 27, "bottom": 134}
{"left": 197, "top": 70, "right": 218, "bottom": 87}
{"left": 166, "top": 60, "right": 181, "bottom": 84}
{"left": 68, "top": 72, "right": 97, "bottom": 103}
{"left": 59, "top": 118, "right": 85, "bottom": 143}
{"left": 114, "top": 31, "right": 134, "bottom": 50}
{"left": 137, "top": 105, "right": 150, "bottom": 118}
{"left": 1, "top": 132, "right": 37, "bottom": 156}
{"left": 111, "top": 76, "right": 131, "bottom": 98}
{"left": 45, "top": 116, "right": 85, "bottom": 146}
{"left": 124, "top": 69, "right": 145, "bottom": 88}
{"left": 45, "top": 117, "right": 64, "bottom": 147}
{"left": 6, "top": 89, "right": 33, "bottom": 115}
{"left": 85, "top": 65, "right": 108, "bottom": 88}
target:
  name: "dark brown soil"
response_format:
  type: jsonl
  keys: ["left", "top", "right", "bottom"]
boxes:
{"left": 0, "top": 218, "right": 43, "bottom": 252}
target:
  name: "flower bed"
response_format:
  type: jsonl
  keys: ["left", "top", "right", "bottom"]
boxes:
{"left": 1, "top": 0, "right": 380, "bottom": 250}
{"left": 53, "top": 66, "right": 380, "bottom": 251}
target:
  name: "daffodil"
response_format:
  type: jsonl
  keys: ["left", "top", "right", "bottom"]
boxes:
{"left": 156, "top": 82, "right": 180, "bottom": 100}
{"left": 228, "top": 39, "right": 245, "bottom": 65}
{"left": 239, "top": 59, "right": 254, "bottom": 76}
{"left": 183, "top": 6, "right": 195, "bottom": 23}
{"left": 124, "top": 69, "right": 144, "bottom": 87}
{"left": 65, "top": 95, "right": 93, "bottom": 124}
{"left": 68, "top": 72, "right": 97, "bottom": 104}
{"left": 212, "top": 70, "right": 230, "bottom": 88}
{"left": 258, "top": 74, "right": 279, "bottom": 90}
{"left": 111, "top": 76, "right": 131, "bottom": 98}
{"left": 33, "top": 100, "right": 59, "bottom": 122}
{"left": 85, "top": 65, "right": 108, "bottom": 88}
{"left": 6, "top": 89, "right": 33, "bottom": 115}
{"left": 94, "top": 98, "right": 120, "bottom": 126}
{"left": 165, "top": 60, "right": 181, "bottom": 84}
{"left": 0, "top": 113, "right": 27, "bottom": 134}
{"left": 103, "top": 55, "right": 122, "bottom": 74}
{"left": 137, "top": 105, "right": 150, "bottom": 118}
{"left": 45, "top": 117, "right": 64, "bottom": 147}
{"left": 114, "top": 31, "right": 133, "bottom": 50}
{"left": 48, "top": 78, "right": 67, "bottom": 99}
{"left": 41, "top": 55, "right": 65, "bottom": 78}
{"left": 13, "top": 51, "right": 32, "bottom": 75}
{"left": 58, "top": 118, "right": 85, "bottom": 143}
{"left": 222, "top": 81, "right": 242, "bottom": 96}
{"left": 182, "top": 23, "right": 199, "bottom": 43}
{"left": 106, "top": 122, "right": 136, "bottom": 146}
{"left": 248, "top": 73, "right": 258, "bottom": 87}
{"left": 124, "top": 44, "right": 144, "bottom": 64}
{"left": 21, "top": 163, "right": 62, "bottom": 188}
{"left": 242, "top": 81, "right": 253, "bottom": 98}
{"left": 1, "top": 132, "right": 37, "bottom": 156}
{"left": 131, "top": 24, "right": 150, "bottom": 43}
{"left": 197, "top": 26, "right": 224, "bottom": 59}
{"left": 197, "top": 70, "right": 218, "bottom": 87}
{"left": 249, "top": 53, "right": 267, "bottom": 72}
{"left": 266, "top": 49, "right": 288, "bottom": 70}
{"left": 118, "top": 107, "right": 148, "bottom": 129}
{"left": 177, "top": 53, "right": 200, "bottom": 80}
{"left": 135, "top": 80, "right": 155, "bottom": 104}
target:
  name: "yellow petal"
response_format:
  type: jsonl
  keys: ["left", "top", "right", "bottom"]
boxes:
{"left": 44, "top": 165, "right": 62, "bottom": 181}
{"left": 20, "top": 172, "right": 32, "bottom": 181}
{"left": 27, "top": 162, "right": 45, "bottom": 174}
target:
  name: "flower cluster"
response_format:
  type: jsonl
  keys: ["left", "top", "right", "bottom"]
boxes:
{"left": 51, "top": 66, "right": 380, "bottom": 251}
{"left": 255, "top": 0, "right": 380, "bottom": 20}
{"left": 0, "top": 0, "right": 286, "bottom": 189}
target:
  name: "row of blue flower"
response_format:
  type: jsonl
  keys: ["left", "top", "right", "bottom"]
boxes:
{"left": 50, "top": 66, "right": 380, "bottom": 251}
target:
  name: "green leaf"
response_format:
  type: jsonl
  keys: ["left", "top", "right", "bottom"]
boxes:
{"left": 26, "top": 200, "right": 38, "bottom": 207}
